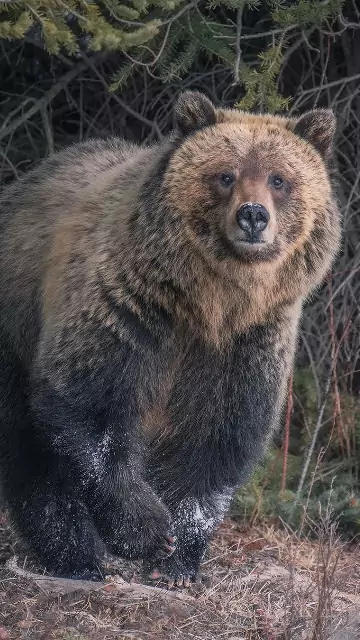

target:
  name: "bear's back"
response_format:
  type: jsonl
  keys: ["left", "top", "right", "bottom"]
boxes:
{"left": 0, "top": 137, "right": 143, "bottom": 364}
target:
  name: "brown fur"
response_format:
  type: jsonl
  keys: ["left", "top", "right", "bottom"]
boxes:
{"left": 35, "top": 119, "right": 335, "bottom": 352}
{"left": 153, "top": 118, "right": 338, "bottom": 347}
{"left": 3, "top": 97, "right": 338, "bottom": 416}
{"left": 0, "top": 92, "right": 341, "bottom": 580}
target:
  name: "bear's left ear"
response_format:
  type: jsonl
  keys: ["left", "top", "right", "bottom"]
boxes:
{"left": 293, "top": 109, "right": 336, "bottom": 160}
{"left": 174, "top": 91, "right": 217, "bottom": 136}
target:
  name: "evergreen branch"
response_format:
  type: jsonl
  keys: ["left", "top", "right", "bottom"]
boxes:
{"left": 161, "top": 0, "right": 198, "bottom": 25}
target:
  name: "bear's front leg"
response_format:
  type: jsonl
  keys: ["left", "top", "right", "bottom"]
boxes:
{"left": 87, "top": 458, "right": 177, "bottom": 562}
{"left": 31, "top": 316, "right": 177, "bottom": 569}
{"left": 31, "top": 374, "right": 176, "bottom": 566}
{"left": 148, "top": 494, "right": 230, "bottom": 587}
{"left": 147, "top": 318, "right": 297, "bottom": 587}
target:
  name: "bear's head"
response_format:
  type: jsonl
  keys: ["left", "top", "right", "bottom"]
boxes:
{"left": 162, "top": 91, "right": 340, "bottom": 293}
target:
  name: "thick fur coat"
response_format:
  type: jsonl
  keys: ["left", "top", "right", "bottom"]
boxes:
{"left": 0, "top": 91, "right": 341, "bottom": 584}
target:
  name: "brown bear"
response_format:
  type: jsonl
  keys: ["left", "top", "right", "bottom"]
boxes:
{"left": 0, "top": 91, "right": 341, "bottom": 587}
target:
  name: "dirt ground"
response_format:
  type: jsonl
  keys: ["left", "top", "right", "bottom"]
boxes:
{"left": 1, "top": 508, "right": 360, "bottom": 640}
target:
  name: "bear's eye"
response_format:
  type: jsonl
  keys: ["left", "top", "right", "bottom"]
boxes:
{"left": 219, "top": 173, "right": 235, "bottom": 188}
{"left": 269, "top": 175, "right": 284, "bottom": 190}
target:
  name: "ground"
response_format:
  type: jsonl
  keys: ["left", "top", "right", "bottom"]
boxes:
{"left": 1, "top": 508, "right": 360, "bottom": 640}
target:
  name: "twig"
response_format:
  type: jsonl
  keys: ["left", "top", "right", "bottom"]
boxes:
{"left": 280, "top": 371, "right": 294, "bottom": 494}
{"left": 233, "top": 5, "right": 243, "bottom": 85}
{"left": 294, "top": 373, "right": 332, "bottom": 507}
{"left": 6, "top": 556, "right": 194, "bottom": 601}
{"left": 0, "top": 55, "right": 106, "bottom": 142}
{"left": 80, "top": 52, "right": 162, "bottom": 138}
{"left": 293, "top": 71, "right": 360, "bottom": 102}
{"left": 41, "top": 106, "right": 54, "bottom": 156}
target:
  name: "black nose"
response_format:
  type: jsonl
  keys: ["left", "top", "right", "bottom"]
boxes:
{"left": 236, "top": 203, "right": 270, "bottom": 237}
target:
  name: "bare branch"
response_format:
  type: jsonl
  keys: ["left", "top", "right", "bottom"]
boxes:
{"left": 0, "top": 56, "right": 106, "bottom": 143}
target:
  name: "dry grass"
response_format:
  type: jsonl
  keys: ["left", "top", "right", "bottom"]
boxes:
{"left": 1, "top": 510, "right": 360, "bottom": 640}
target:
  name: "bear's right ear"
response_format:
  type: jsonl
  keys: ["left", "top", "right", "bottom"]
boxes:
{"left": 174, "top": 91, "right": 217, "bottom": 136}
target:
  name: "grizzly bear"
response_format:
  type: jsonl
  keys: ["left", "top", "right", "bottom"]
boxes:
{"left": 0, "top": 91, "right": 340, "bottom": 586}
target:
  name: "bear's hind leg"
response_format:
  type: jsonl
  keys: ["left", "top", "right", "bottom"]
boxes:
{"left": 6, "top": 478, "right": 106, "bottom": 579}
{"left": 0, "top": 339, "right": 105, "bottom": 579}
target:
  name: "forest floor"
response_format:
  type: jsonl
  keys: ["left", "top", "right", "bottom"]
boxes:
{"left": 1, "top": 509, "right": 360, "bottom": 640}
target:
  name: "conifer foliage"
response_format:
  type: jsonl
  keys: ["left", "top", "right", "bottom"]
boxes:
{"left": 0, "top": 0, "right": 345, "bottom": 110}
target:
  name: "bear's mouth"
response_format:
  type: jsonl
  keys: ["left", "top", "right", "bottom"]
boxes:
{"left": 230, "top": 228, "right": 270, "bottom": 250}
{"left": 240, "top": 237, "right": 266, "bottom": 245}
{"left": 228, "top": 234, "right": 282, "bottom": 263}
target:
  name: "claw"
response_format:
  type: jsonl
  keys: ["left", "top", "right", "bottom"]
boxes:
{"left": 149, "top": 569, "right": 192, "bottom": 590}
{"left": 164, "top": 544, "right": 176, "bottom": 555}
{"left": 149, "top": 569, "right": 162, "bottom": 580}
{"left": 174, "top": 574, "right": 191, "bottom": 588}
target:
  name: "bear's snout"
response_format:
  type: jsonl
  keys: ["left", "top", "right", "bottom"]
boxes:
{"left": 236, "top": 202, "right": 270, "bottom": 242}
